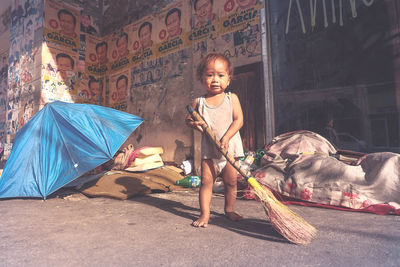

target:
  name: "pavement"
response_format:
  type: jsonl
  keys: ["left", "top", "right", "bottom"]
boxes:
{"left": 1, "top": 189, "right": 399, "bottom": 266}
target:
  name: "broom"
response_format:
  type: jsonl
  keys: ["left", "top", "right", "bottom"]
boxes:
{"left": 187, "top": 105, "right": 317, "bottom": 245}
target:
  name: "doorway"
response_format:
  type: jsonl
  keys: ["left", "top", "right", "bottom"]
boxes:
{"left": 229, "top": 62, "right": 266, "bottom": 151}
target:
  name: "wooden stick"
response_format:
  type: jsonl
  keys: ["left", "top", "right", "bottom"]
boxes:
{"left": 187, "top": 105, "right": 317, "bottom": 245}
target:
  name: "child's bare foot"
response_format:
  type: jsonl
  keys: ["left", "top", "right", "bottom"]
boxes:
{"left": 225, "top": 211, "right": 243, "bottom": 221}
{"left": 192, "top": 215, "right": 209, "bottom": 228}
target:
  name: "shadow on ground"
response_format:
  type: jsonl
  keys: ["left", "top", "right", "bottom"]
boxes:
{"left": 130, "top": 194, "right": 289, "bottom": 244}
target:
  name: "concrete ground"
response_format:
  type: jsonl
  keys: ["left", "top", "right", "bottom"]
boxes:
{"left": 1, "top": 189, "right": 399, "bottom": 266}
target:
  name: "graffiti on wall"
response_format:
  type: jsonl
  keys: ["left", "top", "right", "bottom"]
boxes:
{"left": 285, "top": 0, "right": 376, "bottom": 34}
{"left": 131, "top": 58, "right": 164, "bottom": 88}
{"left": 222, "top": 23, "right": 261, "bottom": 60}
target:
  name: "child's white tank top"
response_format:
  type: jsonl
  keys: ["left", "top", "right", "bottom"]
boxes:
{"left": 197, "top": 92, "right": 244, "bottom": 159}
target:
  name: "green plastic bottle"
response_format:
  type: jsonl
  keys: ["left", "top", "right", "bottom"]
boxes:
{"left": 176, "top": 176, "right": 201, "bottom": 188}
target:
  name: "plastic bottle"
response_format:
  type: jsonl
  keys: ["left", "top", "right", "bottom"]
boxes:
{"left": 241, "top": 151, "right": 255, "bottom": 176}
{"left": 255, "top": 148, "right": 266, "bottom": 168}
{"left": 212, "top": 177, "right": 224, "bottom": 193}
{"left": 176, "top": 175, "right": 201, "bottom": 188}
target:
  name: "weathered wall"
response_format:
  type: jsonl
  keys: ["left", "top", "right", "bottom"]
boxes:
{"left": 104, "top": 0, "right": 266, "bottom": 162}
{"left": 4, "top": 0, "right": 43, "bottom": 157}
{"left": 1, "top": 0, "right": 266, "bottom": 163}
{"left": 1, "top": 0, "right": 103, "bottom": 159}
{"left": 0, "top": 0, "right": 11, "bottom": 157}
{"left": 101, "top": 0, "right": 174, "bottom": 36}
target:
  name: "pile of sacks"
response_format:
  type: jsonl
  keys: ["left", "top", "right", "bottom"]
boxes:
{"left": 112, "top": 144, "right": 164, "bottom": 171}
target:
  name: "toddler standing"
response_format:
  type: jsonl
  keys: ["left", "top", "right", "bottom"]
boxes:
{"left": 186, "top": 52, "right": 244, "bottom": 227}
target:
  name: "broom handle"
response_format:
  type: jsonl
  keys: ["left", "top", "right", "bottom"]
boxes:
{"left": 187, "top": 105, "right": 253, "bottom": 181}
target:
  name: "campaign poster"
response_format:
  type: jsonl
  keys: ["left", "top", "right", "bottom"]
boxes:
{"left": 109, "top": 24, "right": 132, "bottom": 73}
{"left": 44, "top": 0, "right": 80, "bottom": 50}
{"left": 189, "top": 0, "right": 219, "bottom": 43}
{"left": 80, "top": 12, "right": 99, "bottom": 35}
{"left": 78, "top": 74, "right": 104, "bottom": 105}
{"left": 85, "top": 34, "right": 109, "bottom": 76}
{"left": 109, "top": 69, "right": 129, "bottom": 111}
{"left": 218, "top": 0, "right": 263, "bottom": 35}
{"left": 41, "top": 43, "right": 79, "bottom": 103}
{"left": 155, "top": 1, "right": 191, "bottom": 57}
{"left": 130, "top": 15, "right": 157, "bottom": 66}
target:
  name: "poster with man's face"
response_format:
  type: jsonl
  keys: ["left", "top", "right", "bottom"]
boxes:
{"left": 192, "top": 0, "right": 218, "bottom": 27}
{"left": 189, "top": 0, "right": 219, "bottom": 43}
{"left": 44, "top": 0, "right": 80, "bottom": 49}
{"left": 85, "top": 34, "right": 109, "bottom": 76}
{"left": 155, "top": 1, "right": 191, "bottom": 57}
{"left": 130, "top": 15, "right": 157, "bottom": 65}
{"left": 41, "top": 43, "right": 79, "bottom": 103}
{"left": 77, "top": 75, "right": 104, "bottom": 105}
{"left": 80, "top": 12, "right": 99, "bottom": 35}
{"left": 109, "top": 69, "right": 129, "bottom": 111}
{"left": 109, "top": 24, "right": 132, "bottom": 73}
{"left": 218, "top": 0, "right": 262, "bottom": 35}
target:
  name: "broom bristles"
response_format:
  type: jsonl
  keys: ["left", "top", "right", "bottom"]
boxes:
{"left": 251, "top": 185, "right": 317, "bottom": 245}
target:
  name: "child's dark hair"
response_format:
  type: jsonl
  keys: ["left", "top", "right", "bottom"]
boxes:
{"left": 196, "top": 52, "right": 233, "bottom": 81}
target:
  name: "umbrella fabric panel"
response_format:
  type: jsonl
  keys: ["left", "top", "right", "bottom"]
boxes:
{"left": 40, "top": 102, "right": 144, "bottom": 197}
{"left": 0, "top": 101, "right": 144, "bottom": 199}
{"left": 0, "top": 107, "right": 44, "bottom": 198}
{"left": 50, "top": 102, "right": 140, "bottom": 156}
{"left": 40, "top": 107, "right": 86, "bottom": 197}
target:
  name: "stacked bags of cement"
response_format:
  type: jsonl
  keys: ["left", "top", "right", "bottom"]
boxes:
{"left": 125, "top": 147, "right": 164, "bottom": 172}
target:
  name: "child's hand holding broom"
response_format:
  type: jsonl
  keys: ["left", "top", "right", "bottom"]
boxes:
{"left": 185, "top": 116, "right": 205, "bottom": 133}
{"left": 187, "top": 105, "right": 317, "bottom": 245}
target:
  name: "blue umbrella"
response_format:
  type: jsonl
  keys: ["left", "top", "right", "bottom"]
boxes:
{"left": 0, "top": 101, "right": 143, "bottom": 199}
